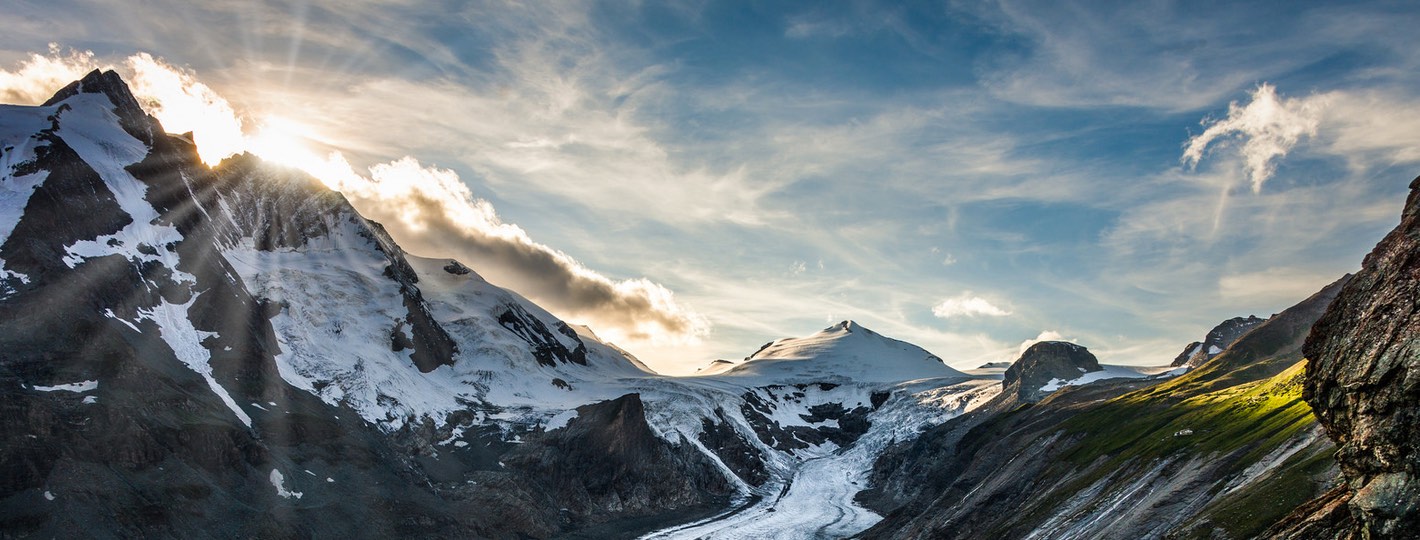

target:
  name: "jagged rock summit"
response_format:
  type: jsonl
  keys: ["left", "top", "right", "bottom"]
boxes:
{"left": 716, "top": 320, "right": 966, "bottom": 384}
{"left": 1002, "top": 341, "right": 1102, "bottom": 403}
{"left": 1170, "top": 315, "right": 1266, "bottom": 367}
{"left": 42, "top": 69, "right": 159, "bottom": 146}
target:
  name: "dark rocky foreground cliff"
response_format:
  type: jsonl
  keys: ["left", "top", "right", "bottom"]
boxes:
{"left": 1267, "top": 176, "right": 1420, "bottom": 540}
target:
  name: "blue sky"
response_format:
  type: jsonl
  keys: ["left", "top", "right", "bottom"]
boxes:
{"left": 5, "top": 0, "right": 1419, "bottom": 374}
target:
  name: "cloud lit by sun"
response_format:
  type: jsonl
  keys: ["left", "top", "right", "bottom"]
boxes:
{"left": 0, "top": 44, "right": 713, "bottom": 358}
{"left": 126, "top": 53, "right": 247, "bottom": 166}
{"left": 41, "top": 49, "right": 339, "bottom": 185}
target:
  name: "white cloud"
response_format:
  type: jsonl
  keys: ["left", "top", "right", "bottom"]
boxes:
{"left": 1017, "top": 330, "right": 1072, "bottom": 356}
{"left": 0, "top": 43, "right": 98, "bottom": 104}
{"left": 932, "top": 292, "right": 1012, "bottom": 319}
{"left": 1109, "top": 83, "right": 1420, "bottom": 291}
{"left": 1182, "top": 83, "right": 1325, "bottom": 192}
{"left": 126, "top": 53, "right": 247, "bottom": 165}
{"left": 291, "top": 151, "right": 713, "bottom": 349}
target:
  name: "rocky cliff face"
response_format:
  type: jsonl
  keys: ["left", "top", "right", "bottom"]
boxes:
{"left": 1003, "top": 341, "right": 1102, "bottom": 403}
{"left": 1283, "top": 175, "right": 1420, "bottom": 539}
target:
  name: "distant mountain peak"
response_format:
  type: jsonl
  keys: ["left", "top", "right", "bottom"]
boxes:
{"left": 1004, "top": 341, "right": 1102, "bottom": 402}
{"left": 716, "top": 321, "right": 963, "bottom": 384}
{"left": 1170, "top": 314, "right": 1267, "bottom": 367}
{"left": 827, "top": 319, "right": 865, "bottom": 333}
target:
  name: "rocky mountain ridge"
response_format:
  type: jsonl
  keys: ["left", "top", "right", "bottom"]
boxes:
{"left": 1171, "top": 315, "right": 1267, "bottom": 368}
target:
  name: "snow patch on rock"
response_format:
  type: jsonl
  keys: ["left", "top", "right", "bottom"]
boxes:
{"left": 142, "top": 297, "right": 251, "bottom": 428}
{"left": 269, "top": 469, "right": 302, "bottom": 499}
{"left": 1037, "top": 364, "right": 1155, "bottom": 393}
{"left": 33, "top": 380, "right": 97, "bottom": 393}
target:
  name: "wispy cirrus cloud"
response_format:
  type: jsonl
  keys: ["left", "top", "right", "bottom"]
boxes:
{"left": 1218, "top": 267, "right": 1347, "bottom": 304}
{"left": 965, "top": 0, "right": 1420, "bottom": 112}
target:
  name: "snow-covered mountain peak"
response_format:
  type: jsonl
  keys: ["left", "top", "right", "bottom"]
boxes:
{"left": 714, "top": 321, "right": 966, "bottom": 384}
{"left": 829, "top": 319, "right": 865, "bottom": 333}
{"left": 43, "top": 69, "right": 158, "bottom": 146}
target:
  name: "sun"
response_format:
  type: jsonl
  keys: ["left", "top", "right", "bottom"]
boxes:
{"left": 245, "top": 116, "right": 320, "bottom": 169}
{"left": 241, "top": 116, "right": 356, "bottom": 192}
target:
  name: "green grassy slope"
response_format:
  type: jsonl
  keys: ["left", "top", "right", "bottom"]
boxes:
{"left": 1061, "top": 360, "right": 1316, "bottom": 466}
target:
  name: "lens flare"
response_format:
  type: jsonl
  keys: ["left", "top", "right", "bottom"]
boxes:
{"left": 246, "top": 116, "right": 320, "bottom": 169}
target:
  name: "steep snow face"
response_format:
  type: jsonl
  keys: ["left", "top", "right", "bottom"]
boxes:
{"left": 717, "top": 321, "right": 965, "bottom": 385}
{"left": 223, "top": 228, "right": 471, "bottom": 430}
{"left": 207, "top": 153, "right": 660, "bottom": 431}
{"left": 46, "top": 93, "right": 188, "bottom": 277}
{"left": 0, "top": 104, "right": 57, "bottom": 286}
{"left": 0, "top": 92, "right": 188, "bottom": 291}
{"left": 407, "top": 254, "right": 650, "bottom": 380}
{"left": 221, "top": 217, "right": 657, "bottom": 430}
{"left": 406, "top": 254, "right": 659, "bottom": 416}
